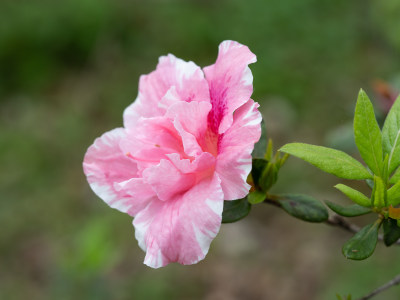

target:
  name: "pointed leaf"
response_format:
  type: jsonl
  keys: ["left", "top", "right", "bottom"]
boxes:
{"left": 390, "top": 167, "right": 400, "bottom": 185}
{"left": 251, "top": 158, "right": 268, "bottom": 189}
{"left": 342, "top": 222, "right": 379, "bottom": 260}
{"left": 265, "top": 138, "right": 273, "bottom": 161}
{"left": 372, "top": 175, "right": 386, "bottom": 208}
{"left": 334, "top": 184, "right": 371, "bottom": 207}
{"left": 382, "top": 95, "right": 400, "bottom": 174}
{"left": 382, "top": 154, "right": 389, "bottom": 183}
{"left": 277, "top": 194, "right": 328, "bottom": 223}
{"left": 222, "top": 198, "right": 251, "bottom": 223}
{"left": 252, "top": 119, "right": 267, "bottom": 159}
{"left": 247, "top": 190, "right": 266, "bottom": 205}
{"left": 388, "top": 180, "right": 400, "bottom": 206}
{"left": 353, "top": 89, "right": 383, "bottom": 176}
{"left": 383, "top": 218, "right": 400, "bottom": 246}
{"left": 259, "top": 162, "right": 278, "bottom": 192}
{"left": 280, "top": 143, "right": 372, "bottom": 180}
{"left": 276, "top": 153, "right": 289, "bottom": 169}
{"left": 325, "top": 201, "right": 372, "bottom": 217}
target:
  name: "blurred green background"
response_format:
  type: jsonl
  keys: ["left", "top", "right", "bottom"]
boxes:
{"left": 1, "top": 0, "right": 400, "bottom": 299}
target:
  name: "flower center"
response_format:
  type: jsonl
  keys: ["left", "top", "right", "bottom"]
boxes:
{"left": 203, "top": 127, "right": 219, "bottom": 157}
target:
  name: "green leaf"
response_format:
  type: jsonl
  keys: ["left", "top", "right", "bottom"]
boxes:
{"left": 252, "top": 119, "right": 267, "bottom": 159}
{"left": 353, "top": 89, "right": 383, "bottom": 176}
{"left": 388, "top": 180, "right": 400, "bottom": 206}
{"left": 371, "top": 175, "right": 387, "bottom": 208}
{"left": 265, "top": 138, "right": 273, "bottom": 161}
{"left": 382, "top": 154, "right": 389, "bottom": 183}
{"left": 247, "top": 190, "right": 266, "bottom": 205}
{"left": 325, "top": 201, "right": 372, "bottom": 217}
{"left": 279, "top": 143, "right": 372, "bottom": 180}
{"left": 251, "top": 158, "right": 279, "bottom": 192}
{"left": 383, "top": 218, "right": 400, "bottom": 246}
{"left": 366, "top": 178, "right": 374, "bottom": 190}
{"left": 277, "top": 194, "right": 328, "bottom": 223}
{"left": 382, "top": 95, "right": 400, "bottom": 174}
{"left": 251, "top": 158, "right": 268, "bottom": 188}
{"left": 259, "top": 162, "right": 278, "bottom": 191}
{"left": 342, "top": 222, "right": 379, "bottom": 260}
{"left": 334, "top": 184, "right": 371, "bottom": 207}
{"left": 276, "top": 153, "right": 289, "bottom": 169}
{"left": 222, "top": 198, "right": 251, "bottom": 223}
{"left": 390, "top": 167, "right": 400, "bottom": 185}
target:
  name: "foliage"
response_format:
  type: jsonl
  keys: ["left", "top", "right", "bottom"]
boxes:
{"left": 281, "top": 92, "right": 400, "bottom": 260}
{"left": 2, "top": 0, "right": 400, "bottom": 298}
{"left": 222, "top": 198, "right": 252, "bottom": 223}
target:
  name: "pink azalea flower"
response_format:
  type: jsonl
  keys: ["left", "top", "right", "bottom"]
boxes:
{"left": 83, "top": 41, "right": 262, "bottom": 268}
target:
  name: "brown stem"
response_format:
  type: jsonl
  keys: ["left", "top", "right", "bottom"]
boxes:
{"left": 357, "top": 274, "right": 400, "bottom": 300}
{"left": 325, "top": 214, "right": 360, "bottom": 233}
{"left": 263, "top": 196, "right": 400, "bottom": 245}
{"left": 262, "top": 196, "right": 400, "bottom": 299}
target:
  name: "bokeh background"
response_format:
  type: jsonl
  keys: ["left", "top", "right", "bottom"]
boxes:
{"left": 1, "top": 0, "right": 400, "bottom": 299}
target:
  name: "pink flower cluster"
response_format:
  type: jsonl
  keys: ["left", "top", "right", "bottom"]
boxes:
{"left": 83, "top": 41, "right": 261, "bottom": 268}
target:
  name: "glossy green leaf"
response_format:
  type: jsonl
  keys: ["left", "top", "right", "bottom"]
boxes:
{"left": 247, "top": 190, "right": 266, "bottom": 205}
{"left": 251, "top": 158, "right": 268, "bottom": 188}
{"left": 372, "top": 175, "right": 386, "bottom": 208}
{"left": 390, "top": 167, "right": 400, "bottom": 185}
{"left": 342, "top": 222, "right": 379, "bottom": 260}
{"left": 277, "top": 194, "right": 328, "bottom": 222}
{"left": 334, "top": 184, "right": 371, "bottom": 207}
{"left": 325, "top": 201, "right": 371, "bottom": 217}
{"left": 388, "top": 180, "right": 400, "bottom": 206}
{"left": 383, "top": 218, "right": 400, "bottom": 246}
{"left": 252, "top": 119, "right": 267, "bottom": 159}
{"left": 222, "top": 198, "right": 251, "bottom": 223}
{"left": 353, "top": 89, "right": 383, "bottom": 176}
{"left": 279, "top": 143, "right": 372, "bottom": 180}
{"left": 382, "top": 95, "right": 400, "bottom": 174}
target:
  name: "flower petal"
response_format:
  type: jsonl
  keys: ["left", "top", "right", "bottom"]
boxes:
{"left": 166, "top": 101, "right": 212, "bottom": 157}
{"left": 83, "top": 128, "right": 139, "bottom": 214}
{"left": 120, "top": 116, "right": 184, "bottom": 167}
{"left": 114, "top": 178, "right": 156, "bottom": 216}
{"left": 142, "top": 158, "right": 196, "bottom": 202}
{"left": 217, "top": 99, "right": 262, "bottom": 200}
{"left": 203, "top": 40, "right": 256, "bottom": 134}
{"left": 133, "top": 174, "right": 224, "bottom": 268}
{"left": 124, "top": 54, "right": 210, "bottom": 129}
{"left": 166, "top": 152, "right": 215, "bottom": 175}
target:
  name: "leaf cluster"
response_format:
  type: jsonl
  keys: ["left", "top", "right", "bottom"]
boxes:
{"left": 222, "top": 119, "right": 329, "bottom": 224}
{"left": 280, "top": 90, "right": 400, "bottom": 259}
